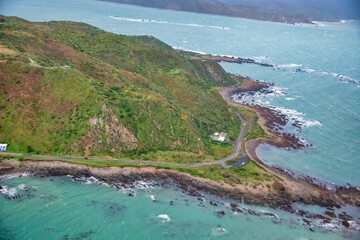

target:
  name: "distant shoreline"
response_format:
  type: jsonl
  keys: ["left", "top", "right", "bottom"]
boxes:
{"left": 100, "top": 0, "right": 315, "bottom": 24}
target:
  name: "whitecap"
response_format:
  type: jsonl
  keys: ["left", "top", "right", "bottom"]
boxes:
{"left": 285, "top": 98, "right": 295, "bottom": 101}
{"left": 158, "top": 214, "right": 171, "bottom": 222}
{"left": 18, "top": 184, "right": 26, "bottom": 191}
{"left": 308, "top": 70, "right": 360, "bottom": 84}
{"left": 209, "top": 25, "right": 230, "bottom": 30}
{"left": 302, "top": 68, "right": 316, "bottom": 73}
{"left": 301, "top": 120, "right": 322, "bottom": 127}
{"left": 110, "top": 16, "right": 229, "bottom": 30}
{"left": 175, "top": 23, "right": 203, "bottom": 27}
{"left": 313, "top": 21, "right": 329, "bottom": 27}
{"left": 278, "top": 63, "right": 302, "bottom": 68}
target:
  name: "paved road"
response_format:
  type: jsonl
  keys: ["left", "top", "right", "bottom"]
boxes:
{"left": 0, "top": 112, "right": 246, "bottom": 168}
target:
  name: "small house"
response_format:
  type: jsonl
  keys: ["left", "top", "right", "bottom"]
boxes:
{"left": 0, "top": 144, "right": 7, "bottom": 151}
{"left": 211, "top": 132, "right": 227, "bottom": 142}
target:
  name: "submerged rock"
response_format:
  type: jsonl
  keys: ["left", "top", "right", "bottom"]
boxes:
{"left": 214, "top": 210, "right": 225, "bottom": 218}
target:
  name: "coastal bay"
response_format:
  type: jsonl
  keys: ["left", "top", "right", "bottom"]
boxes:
{"left": 1, "top": 0, "right": 360, "bottom": 239}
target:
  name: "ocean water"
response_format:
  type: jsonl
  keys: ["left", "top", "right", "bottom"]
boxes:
{"left": 1, "top": 1, "right": 360, "bottom": 238}
{"left": 1, "top": 174, "right": 358, "bottom": 239}
{"left": 1, "top": 0, "right": 360, "bottom": 187}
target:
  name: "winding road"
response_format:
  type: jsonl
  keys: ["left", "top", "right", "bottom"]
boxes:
{"left": 0, "top": 113, "right": 246, "bottom": 168}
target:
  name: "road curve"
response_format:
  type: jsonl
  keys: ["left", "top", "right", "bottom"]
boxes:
{"left": 0, "top": 113, "right": 246, "bottom": 168}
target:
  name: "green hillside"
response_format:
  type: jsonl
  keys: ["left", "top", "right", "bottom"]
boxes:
{"left": 0, "top": 16, "right": 240, "bottom": 162}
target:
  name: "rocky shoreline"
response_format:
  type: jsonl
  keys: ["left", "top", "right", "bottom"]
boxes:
{"left": 0, "top": 159, "right": 359, "bottom": 232}
{"left": 217, "top": 75, "right": 360, "bottom": 205}
{"left": 177, "top": 50, "right": 274, "bottom": 68}
{"left": 229, "top": 75, "right": 307, "bottom": 149}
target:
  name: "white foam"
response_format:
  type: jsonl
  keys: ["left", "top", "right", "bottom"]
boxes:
{"left": 0, "top": 172, "right": 30, "bottom": 182}
{"left": 272, "top": 87, "right": 287, "bottom": 96}
{"left": 339, "top": 20, "right": 354, "bottom": 24}
{"left": 110, "top": 16, "right": 229, "bottom": 30}
{"left": 301, "top": 120, "right": 322, "bottom": 127}
{"left": 313, "top": 21, "right": 329, "bottom": 27}
{"left": 270, "top": 106, "right": 322, "bottom": 128}
{"left": 252, "top": 56, "right": 269, "bottom": 63}
{"left": 18, "top": 184, "right": 26, "bottom": 191}
{"left": 233, "top": 86, "right": 287, "bottom": 106}
{"left": 133, "top": 180, "right": 154, "bottom": 189}
{"left": 172, "top": 46, "right": 207, "bottom": 55}
{"left": 348, "top": 220, "right": 360, "bottom": 231}
{"left": 285, "top": 98, "right": 295, "bottom": 101}
{"left": 316, "top": 220, "right": 339, "bottom": 232}
{"left": 158, "top": 214, "right": 171, "bottom": 222}
{"left": 303, "top": 68, "right": 316, "bottom": 73}
{"left": 301, "top": 69, "right": 360, "bottom": 85}
{"left": 255, "top": 99, "right": 270, "bottom": 104}
{"left": 75, "top": 176, "right": 100, "bottom": 184}
{"left": 0, "top": 186, "right": 17, "bottom": 198}
{"left": 209, "top": 25, "right": 230, "bottom": 30}
{"left": 278, "top": 63, "right": 302, "bottom": 68}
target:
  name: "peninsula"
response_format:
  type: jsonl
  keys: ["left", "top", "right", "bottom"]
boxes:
{"left": 0, "top": 16, "right": 359, "bottom": 231}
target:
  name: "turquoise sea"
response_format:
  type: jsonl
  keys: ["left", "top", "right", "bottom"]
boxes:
{"left": 1, "top": 174, "right": 359, "bottom": 239}
{"left": 1, "top": 0, "right": 360, "bottom": 238}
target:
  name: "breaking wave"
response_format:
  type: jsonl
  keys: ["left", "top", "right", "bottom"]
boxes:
{"left": 278, "top": 63, "right": 302, "bottom": 68}
{"left": 276, "top": 65, "right": 360, "bottom": 85}
{"left": 109, "top": 16, "right": 229, "bottom": 30}
{"left": 158, "top": 214, "right": 171, "bottom": 222}
{"left": 269, "top": 106, "right": 322, "bottom": 128}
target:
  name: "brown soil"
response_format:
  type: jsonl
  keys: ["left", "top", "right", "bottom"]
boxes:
{"left": 0, "top": 45, "right": 18, "bottom": 55}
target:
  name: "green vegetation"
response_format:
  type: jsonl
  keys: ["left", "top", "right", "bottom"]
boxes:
{"left": 0, "top": 16, "right": 240, "bottom": 162}
{"left": 234, "top": 106, "right": 269, "bottom": 146}
{"left": 0, "top": 16, "right": 278, "bottom": 187}
{"left": 175, "top": 160, "right": 273, "bottom": 184}
{"left": 13, "top": 157, "right": 274, "bottom": 186}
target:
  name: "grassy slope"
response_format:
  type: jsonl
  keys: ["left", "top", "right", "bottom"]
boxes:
{"left": 0, "top": 16, "right": 240, "bottom": 162}
{"left": 0, "top": 16, "right": 278, "bottom": 187}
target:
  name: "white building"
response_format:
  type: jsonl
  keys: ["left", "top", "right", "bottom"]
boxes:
{"left": 0, "top": 144, "right": 7, "bottom": 151}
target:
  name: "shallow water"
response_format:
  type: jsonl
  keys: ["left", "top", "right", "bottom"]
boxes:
{"left": 1, "top": 0, "right": 359, "bottom": 187}
{"left": 1, "top": 175, "right": 358, "bottom": 239}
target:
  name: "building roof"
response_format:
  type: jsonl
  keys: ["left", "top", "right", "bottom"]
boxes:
{"left": 211, "top": 132, "right": 227, "bottom": 142}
